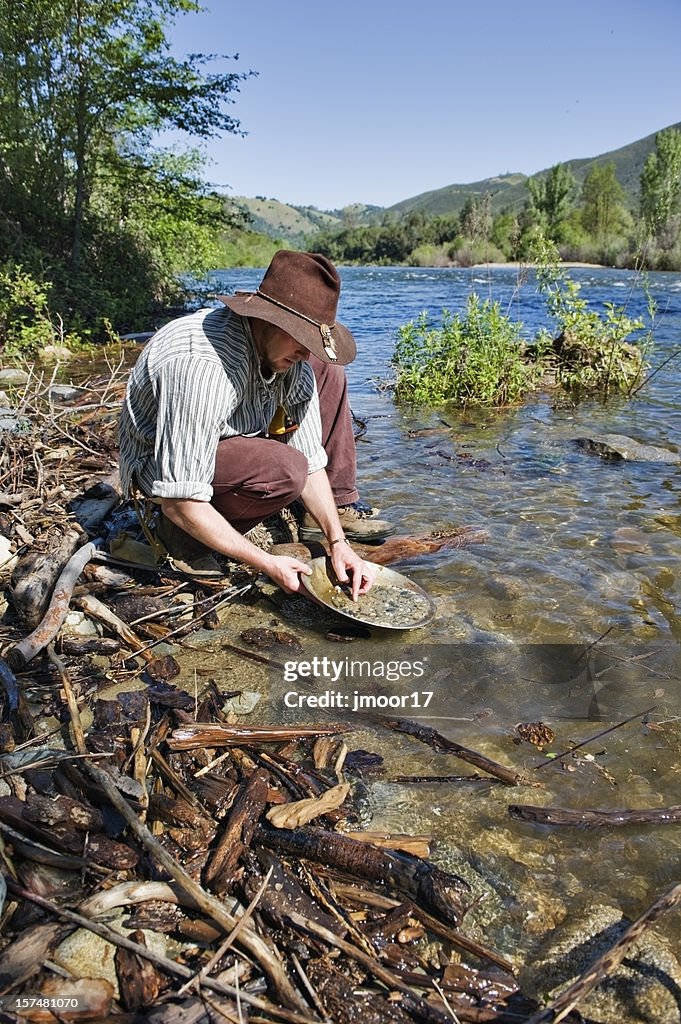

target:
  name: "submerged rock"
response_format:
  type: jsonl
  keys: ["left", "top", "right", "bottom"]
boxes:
{"left": 520, "top": 902, "right": 681, "bottom": 1024}
{"left": 574, "top": 434, "right": 681, "bottom": 463}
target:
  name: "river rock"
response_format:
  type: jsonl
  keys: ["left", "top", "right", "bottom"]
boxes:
{"left": 56, "top": 912, "right": 169, "bottom": 998}
{"left": 0, "top": 368, "right": 29, "bottom": 386}
{"left": 0, "top": 413, "right": 30, "bottom": 434}
{"left": 574, "top": 434, "right": 681, "bottom": 462}
{"left": 48, "top": 383, "right": 89, "bottom": 403}
{"left": 519, "top": 902, "right": 681, "bottom": 1023}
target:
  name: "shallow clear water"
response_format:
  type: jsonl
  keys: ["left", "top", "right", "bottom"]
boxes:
{"left": 192, "top": 265, "right": 681, "bottom": 973}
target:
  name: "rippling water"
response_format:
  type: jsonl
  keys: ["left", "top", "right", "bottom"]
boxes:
{"left": 201, "top": 264, "right": 681, "bottom": 989}
{"left": 208, "top": 264, "right": 681, "bottom": 650}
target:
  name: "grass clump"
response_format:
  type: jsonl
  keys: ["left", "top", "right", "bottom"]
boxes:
{"left": 393, "top": 293, "right": 539, "bottom": 407}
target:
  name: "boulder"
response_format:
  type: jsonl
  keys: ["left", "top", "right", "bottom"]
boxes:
{"left": 574, "top": 434, "right": 680, "bottom": 463}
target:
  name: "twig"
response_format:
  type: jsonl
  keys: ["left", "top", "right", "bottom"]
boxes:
{"left": 370, "top": 714, "right": 536, "bottom": 787}
{"left": 333, "top": 884, "right": 514, "bottom": 974}
{"left": 129, "top": 583, "right": 254, "bottom": 656}
{"left": 525, "top": 883, "right": 681, "bottom": 1023}
{"left": 533, "top": 705, "right": 657, "bottom": 770}
{"left": 46, "top": 644, "right": 87, "bottom": 755}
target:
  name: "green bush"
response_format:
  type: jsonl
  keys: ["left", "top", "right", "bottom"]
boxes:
{"left": 393, "top": 294, "right": 539, "bottom": 407}
{"left": 409, "top": 244, "right": 450, "bottom": 267}
{"left": 447, "top": 240, "right": 506, "bottom": 267}
{"left": 532, "top": 236, "right": 651, "bottom": 396}
{"left": 0, "top": 266, "right": 83, "bottom": 356}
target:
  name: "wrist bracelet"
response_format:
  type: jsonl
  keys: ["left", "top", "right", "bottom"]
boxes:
{"left": 328, "top": 537, "right": 348, "bottom": 548}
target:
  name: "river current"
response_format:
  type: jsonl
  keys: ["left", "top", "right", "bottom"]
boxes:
{"left": 198, "top": 264, "right": 681, "bottom": 1002}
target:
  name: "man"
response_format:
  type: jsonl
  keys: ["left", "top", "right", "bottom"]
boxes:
{"left": 119, "top": 250, "right": 394, "bottom": 599}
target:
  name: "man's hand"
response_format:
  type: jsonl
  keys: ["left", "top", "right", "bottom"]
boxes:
{"left": 330, "top": 541, "right": 376, "bottom": 601}
{"left": 262, "top": 554, "right": 313, "bottom": 594}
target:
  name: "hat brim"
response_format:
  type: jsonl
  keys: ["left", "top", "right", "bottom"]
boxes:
{"left": 218, "top": 292, "right": 356, "bottom": 366}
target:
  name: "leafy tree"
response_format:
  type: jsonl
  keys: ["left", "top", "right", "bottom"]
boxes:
{"left": 0, "top": 0, "right": 252, "bottom": 329}
{"left": 580, "top": 163, "right": 627, "bottom": 243}
{"left": 640, "top": 127, "right": 681, "bottom": 236}
{"left": 459, "top": 194, "right": 492, "bottom": 242}
{"left": 491, "top": 212, "right": 520, "bottom": 259}
{"left": 527, "top": 163, "right": 577, "bottom": 240}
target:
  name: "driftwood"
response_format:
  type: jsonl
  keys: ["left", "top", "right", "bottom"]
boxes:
{"left": 270, "top": 525, "right": 489, "bottom": 567}
{"left": 10, "top": 884, "right": 317, "bottom": 1024}
{"left": 334, "top": 883, "right": 514, "bottom": 973}
{"left": 509, "top": 803, "right": 681, "bottom": 828}
{"left": 256, "top": 821, "right": 470, "bottom": 928}
{"left": 283, "top": 909, "right": 453, "bottom": 1024}
{"left": 75, "top": 591, "right": 157, "bottom": 662}
{"left": 203, "top": 765, "right": 270, "bottom": 894}
{"left": 168, "top": 721, "right": 351, "bottom": 750}
{"left": 371, "top": 714, "right": 536, "bottom": 787}
{"left": 10, "top": 526, "right": 84, "bottom": 628}
{"left": 7, "top": 538, "right": 100, "bottom": 670}
{"left": 0, "top": 921, "right": 68, "bottom": 993}
{"left": 81, "top": 760, "right": 309, "bottom": 1013}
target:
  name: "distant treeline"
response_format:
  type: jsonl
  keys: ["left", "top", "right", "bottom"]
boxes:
{"left": 309, "top": 134, "right": 681, "bottom": 272}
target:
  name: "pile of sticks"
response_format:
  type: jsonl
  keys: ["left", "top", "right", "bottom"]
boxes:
{"left": 0, "top": 685, "right": 544, "bottom": 1023}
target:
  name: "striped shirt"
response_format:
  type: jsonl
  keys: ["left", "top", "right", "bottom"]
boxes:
{"left": 119, "top": 306, "right": 327, "bottom": 501}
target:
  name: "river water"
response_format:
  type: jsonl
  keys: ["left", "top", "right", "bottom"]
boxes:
{"left": 196, "top": 265, "right": 681, "bottom": 999}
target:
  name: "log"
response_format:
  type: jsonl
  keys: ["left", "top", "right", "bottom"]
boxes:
{"left": 10, "top": 527, "right": 84, "bottom": 628}
{"left": 256, "top": 821, "right": 470, "bottom": 928}
{"left": 7, "top": 539, "right": 100, "bottom": 670}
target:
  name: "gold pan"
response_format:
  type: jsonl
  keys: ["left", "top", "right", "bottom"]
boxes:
{"left": 301, "top": 556, "right": 435, "bottom": 630}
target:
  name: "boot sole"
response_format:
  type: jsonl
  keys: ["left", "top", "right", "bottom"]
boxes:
{"left": 298, "top": 525, "right": 397, "bottom": 545}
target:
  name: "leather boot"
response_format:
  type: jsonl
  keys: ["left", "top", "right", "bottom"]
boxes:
{"left": 156, "top": 513, "right": 223, "bottom": 578}
{"left": 299, "top": 502, "right": 396, "bottom": 544}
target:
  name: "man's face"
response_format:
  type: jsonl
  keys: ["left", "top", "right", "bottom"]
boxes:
{"left": 250, "top": 320, "right": 309, "bottom": 374}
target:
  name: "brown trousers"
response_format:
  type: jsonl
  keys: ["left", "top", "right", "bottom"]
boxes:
{"left": 211, "top": 355, "right": 359, "bottom": 534}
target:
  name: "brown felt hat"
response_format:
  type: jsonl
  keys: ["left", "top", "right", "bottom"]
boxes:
{"left": 218, "top": 250, "right": 356, "bottom": 365}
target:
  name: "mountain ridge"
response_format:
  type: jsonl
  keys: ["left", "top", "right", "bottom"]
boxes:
{"left": 228, "top": 121, "right": 681, "bottom": 243}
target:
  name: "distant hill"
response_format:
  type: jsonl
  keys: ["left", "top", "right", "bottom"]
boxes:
{"left": 230, "top": 196, "right": 381, "bottom": 245}
{"left": 228, "top": 122, "right": 681, "bottom": 239}
{"left": 387, "top": 173, "right": 529, "bottom": 218}
{"left": 386, "top": 121, "right": 681, "bottom": 219}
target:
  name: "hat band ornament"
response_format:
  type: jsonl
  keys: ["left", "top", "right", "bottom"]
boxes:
{"left": 252, "top": 288, "right": 338, "bottom": 360}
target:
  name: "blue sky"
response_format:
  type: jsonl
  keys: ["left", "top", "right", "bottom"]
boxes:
{"left": 167, "top": 0, "right": 681, "bottom": 210}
